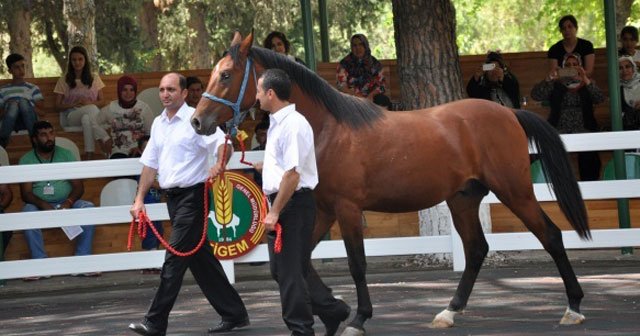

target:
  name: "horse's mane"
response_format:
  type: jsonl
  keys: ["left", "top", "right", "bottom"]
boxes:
{"left": 228, "top": 44, "right": 383, "bottom": 128}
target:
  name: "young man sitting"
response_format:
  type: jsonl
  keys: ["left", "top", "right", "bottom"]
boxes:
{"left": 19, "top": 121, "right": 99, "bottom": 280}
{"left": 0, "top": 53, "right": 44, "bottom": 148}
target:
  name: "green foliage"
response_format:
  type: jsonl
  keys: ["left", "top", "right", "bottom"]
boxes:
{"left": 453, "top": 0, "right": 640, "bottom": 55}
{"left": 95, "top": 0, "right": 146, "bottom": 74}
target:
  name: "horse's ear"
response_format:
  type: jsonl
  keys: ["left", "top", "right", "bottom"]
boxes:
{"left": 238, "top": 30, "right": 254, "bottom": 57}
{"left": 231, "top": 31, "right": 243, "bottom": 46}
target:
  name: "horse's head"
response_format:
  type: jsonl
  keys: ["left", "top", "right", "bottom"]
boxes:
{"left": 191, "top": 32, "right": 257, "bottom": 135}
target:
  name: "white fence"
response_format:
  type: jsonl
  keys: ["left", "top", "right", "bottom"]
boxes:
{"left": 1, "top": 132, "right": 640, "bottom": 282}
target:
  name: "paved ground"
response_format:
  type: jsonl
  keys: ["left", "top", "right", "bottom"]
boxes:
{"left": 0, "top": 250, "right": 638, "bottom": 336}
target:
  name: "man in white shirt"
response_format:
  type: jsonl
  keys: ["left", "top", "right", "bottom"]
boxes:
{"left": 128, "top": 73, "right": 248, "bottom": 336}
{"left": 254, "top": 68, "right": 323, "bottom": 336}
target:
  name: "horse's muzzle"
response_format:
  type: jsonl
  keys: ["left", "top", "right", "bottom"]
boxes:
{"left": 191, "top": 116, "right": 217, "bottom": 136}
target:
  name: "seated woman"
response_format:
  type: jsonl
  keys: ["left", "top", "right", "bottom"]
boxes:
{"left": 54, "top": 46, "right": 105, "bottom": 159}
{"left": 466, "top": 51, "right": 521, "bottom": 108}
{"left": 619, "top": 26, "right": 640, "bottom": 67}
{"left": 95, "top": 75, "right": 153, "bottom": 159}
{"left": 619, "top": 56, "right": 640, "bottom": 130}
{"left": 263, "top": 31, "right": 306, "bottom": 66}
{"left": 531, "top": 53, "right": 605, "bottom": 181}
{"left": 336, "top": 33, "right": 392, "bottom": 108}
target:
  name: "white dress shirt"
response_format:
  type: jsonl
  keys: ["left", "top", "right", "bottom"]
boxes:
{"left": 262, "top": 104, "right": 318, "bottom": 195}
{"left": 140, "top": 102, "right": 226, "bottom": 189}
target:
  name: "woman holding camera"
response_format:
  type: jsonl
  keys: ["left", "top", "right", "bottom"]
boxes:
{"left": 466, "top": 51, "right": 521, "bottom": 108}
{"left": 531, "top": 53, "right": 604, "bottom": 181}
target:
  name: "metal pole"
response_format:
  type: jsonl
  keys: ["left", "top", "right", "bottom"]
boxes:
{"left": 319, "top": 0, "right": 330, "bottom": 62}
{"left": 299, "top": 0, "right": 317, "bottom": 71}
{"left": 604, "top": 0, "right": 632, "bottom": 254}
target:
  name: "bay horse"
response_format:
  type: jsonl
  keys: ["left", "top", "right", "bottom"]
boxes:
{"left": 191, "top": 32, "right": 590, "bottom": 336}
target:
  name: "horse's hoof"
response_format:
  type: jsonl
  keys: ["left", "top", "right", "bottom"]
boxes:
{"left": 559, "top": 307, "right": 585, "bottom": 325}
{"left": 430, "top": 309, "right": 457, "bottom": 328}
{"left": 340, "top": 326, "right": 365, "bottom": 336}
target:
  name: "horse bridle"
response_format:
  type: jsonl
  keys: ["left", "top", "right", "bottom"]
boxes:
{"left": 201, "top": 58, "right": 257, "bottom": 135}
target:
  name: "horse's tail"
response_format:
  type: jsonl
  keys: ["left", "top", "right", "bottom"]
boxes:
{"left": 514, "top": 109, "right": 591, "bottom": 240}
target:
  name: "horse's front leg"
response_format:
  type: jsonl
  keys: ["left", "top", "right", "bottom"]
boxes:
{"left": 336, "top": 203, "right": 370, "bottom": 336}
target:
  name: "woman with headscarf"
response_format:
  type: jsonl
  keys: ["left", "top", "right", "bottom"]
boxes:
{"left": 531, "top": 53, "right": 605, "bottom": 180}
{"left": 466, "top": 51, "right": 521, "bottom": 108}
{"left": 619, "top": 56, "right": 640, "bottom": 130}
{"left": 95, "top": 75, "right": 153, "bottom": 159}
{"left": 336, "top": 33, "right": 392, "bottom": 108}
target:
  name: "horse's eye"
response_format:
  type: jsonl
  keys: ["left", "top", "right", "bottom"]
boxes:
{"left": 221, "top": 72, "right": 230, "bottom": 81}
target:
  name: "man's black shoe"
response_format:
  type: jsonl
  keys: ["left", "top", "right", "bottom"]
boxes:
{"left": 319, "top": 300, "right": 351, "bottom": 336}
{"left": 208, "top": 317, "right": 250, "bottom": 333}
{"left": 128, "top": 322, "right": 165, "bottom": 336}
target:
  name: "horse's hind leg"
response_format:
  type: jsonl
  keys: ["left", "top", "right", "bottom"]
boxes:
{"left": 501, "top": 197, "right": 585, "bottom": 324}
{"left": 306, "top": 206, "right": 353, "bottom": 336}
{"left": 432, "top": 180, "right": 489, "bottom": 328}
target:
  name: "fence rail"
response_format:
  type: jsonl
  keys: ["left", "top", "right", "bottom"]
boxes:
{"left": 1, "top": 132, "right": 640, "bottom": 281}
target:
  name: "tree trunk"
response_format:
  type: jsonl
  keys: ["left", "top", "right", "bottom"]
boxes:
{"left": 186, "top": 1, "right": 211, "bottom": 69}
{"left": 139, "top": 0, "right": 162, "bottom": 71}
{"left": 37, "top": 0, "right": 68, "bottom": 72}
{"left": 616, "top": 0, "right": 635, "bottom": 37}
{"left": 392, "top": 0, "right": 491, "bottom": 264}
{"left": 392, "top": 0, "right": 464, "bottom": 109}
{"left": 63, "top": 0, "right": 98, "bottom": 71}
{"left": 6, "top": 1, "right": 34, "bottom": 77}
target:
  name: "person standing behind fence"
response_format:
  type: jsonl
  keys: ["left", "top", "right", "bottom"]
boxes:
{"left": 547, "top": 15, "right": 595, "bottom": 78}
{"left": 18, "top": 120, "right": 98, "bottom": 280}
{"left": 263, "top": 31, "right": 307, "bottom": 66}
{"left": 128, "top": 73, "right": 248, "bottom": 336}
{"left": 254, "top": 69, "right": 347, "bottom": 336}
{"left": 532, "top": 53, "right": 604, "bottom": 181}
{"left": 467, "top": 51, "right": 521, "bottom": 108}
{"left": 54, "top": 46, "right": 105, "bottom": 160}
{"left": 0, "top": 53, "right": 44, "bottom": 149}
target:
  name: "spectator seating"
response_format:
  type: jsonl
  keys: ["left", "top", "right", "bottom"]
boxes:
{"left": 55, "top": 136, "right": 81, "bottom": 161}
{"left": 602, "top": 153, "right": 640, "bottom": 180}
{"left": 530, "top": 159, "right": 547, "bottom": 183}
{"left": 59, "top": 110, "right": 84, "bottom": 133}
{"left": 100, "top": 178, "right": 138, "bottom": 206}
{"left": 0, "top": 145, "right": 8, "bottom": 166}
{"left": 136, "top": 87, "right": 163, "bottom": 117}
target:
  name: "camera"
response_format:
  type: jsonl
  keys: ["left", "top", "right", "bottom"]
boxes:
{"left": 482, "top": 63, "right": 496, "bottom": 71}
{"left": 557, "top": 68, "right": 578, "bottom": 77}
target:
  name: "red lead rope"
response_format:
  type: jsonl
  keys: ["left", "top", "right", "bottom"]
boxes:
{"left": 127, "top": 179, "right": 212, "bottom": 257}
{"left": 127, "top": 132, "right": 282, "bottom": 256}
